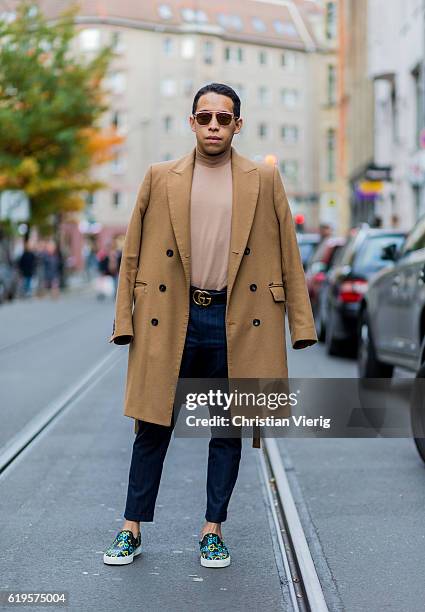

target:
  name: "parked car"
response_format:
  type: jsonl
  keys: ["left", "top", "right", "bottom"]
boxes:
{"left": 306, "top": 236, "right": 347, "bottom": 340}
{"left": 356, "top": 214, "right": 425, "bottom": 461}
{"left": 0, "top": 243, "right": 18, "bottom": 304}
{"left": 296, "top": 233, "right": 321, "bottom": 270}
{"left": 322, "top": 224, "right": 405, "bottom": 356}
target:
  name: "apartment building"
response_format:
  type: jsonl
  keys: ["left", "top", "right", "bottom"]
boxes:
{"left": 368, "top": 0, "right": 425, "bottom": 229}
{"left": 13, "top": 0, "right": 344, "bottom": 248}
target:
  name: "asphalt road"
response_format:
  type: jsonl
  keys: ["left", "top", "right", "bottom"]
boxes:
{"left": 0, "top": 288, "right": 424, "bottom": 611}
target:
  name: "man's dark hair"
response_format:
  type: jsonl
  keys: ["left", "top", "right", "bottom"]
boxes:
{"left": 192, "top": 83, "right": 241, "bottom": 118}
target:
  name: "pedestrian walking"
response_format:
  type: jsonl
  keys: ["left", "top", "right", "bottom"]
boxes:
{"left": 42, "top": 240, "right": 60, "bottom": 298}
{"left": 104, "top": 83, "right": 317, "bottom": 568}
{"left": 18, "top": 240, "right": 37, "bottom": 297}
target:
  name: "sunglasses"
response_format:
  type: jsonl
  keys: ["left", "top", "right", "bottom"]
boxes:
{"left": 193, "top": 111, "right": 237, "bottom": 126}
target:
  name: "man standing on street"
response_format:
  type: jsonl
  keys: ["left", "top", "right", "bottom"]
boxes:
{"left": 104, "top": 83, "right": 317, "bottom": 567}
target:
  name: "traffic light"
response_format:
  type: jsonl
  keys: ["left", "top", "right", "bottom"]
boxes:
{"left": 294, "top": 213, "right": 305, "bottom": 233}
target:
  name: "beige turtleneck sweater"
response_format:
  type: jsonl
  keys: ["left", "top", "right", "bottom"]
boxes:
{"left": 190, "top": 145, "right": 233, "bottom": 291}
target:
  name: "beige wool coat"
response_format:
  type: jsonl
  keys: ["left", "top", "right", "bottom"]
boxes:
{"left": 108, "top": 146, "right": 318, "bottom": 448}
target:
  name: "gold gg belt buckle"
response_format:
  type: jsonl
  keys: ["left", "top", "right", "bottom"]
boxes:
{"left": 193, "top": 289, "right": 212, "bottom": 306}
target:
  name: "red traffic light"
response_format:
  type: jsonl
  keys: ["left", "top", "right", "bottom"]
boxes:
{"left": 294, "top": 213, "right": 305, "bottom": 225}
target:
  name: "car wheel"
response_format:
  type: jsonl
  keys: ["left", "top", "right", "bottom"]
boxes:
{"left": 410, "top": 363, "right": 425, "bottom": 464}
{"left": 357, "top": 309, "right": 394, "bottom": 382}
{"left": 325, "top": 306, "right": 341, "bottom": 356}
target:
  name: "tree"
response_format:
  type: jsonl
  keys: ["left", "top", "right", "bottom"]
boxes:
{"left": 0, "top": 0, "right": 124, "bottom": 232}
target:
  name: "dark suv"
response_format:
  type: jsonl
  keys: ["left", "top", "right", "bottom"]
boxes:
{"left": 322, "top": 224, "right": 405, "bottom": 356}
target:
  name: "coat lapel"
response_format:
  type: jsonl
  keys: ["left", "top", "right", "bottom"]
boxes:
{"left": 167, "top": 146, "right": 260, "bottom": 297}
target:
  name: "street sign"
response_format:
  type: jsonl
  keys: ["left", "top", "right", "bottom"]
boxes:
{"left": 364, "top": 164, "right": 392, "bottom": 182}
{"left": 0, "top": 190, "right": 30, "bottom": 222}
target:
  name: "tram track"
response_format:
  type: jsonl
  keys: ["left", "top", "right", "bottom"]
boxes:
{"left": 0, "top": 350, "right": 123, "bottom": 477}
{"left": 259, "top": 437, "right": 329, "bottom": 612}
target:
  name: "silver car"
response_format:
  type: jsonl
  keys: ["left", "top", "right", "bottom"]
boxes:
{"left": 357, "top": 214, "right": 425, "bottom": 460}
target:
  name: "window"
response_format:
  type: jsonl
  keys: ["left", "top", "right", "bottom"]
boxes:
{"left": 111, "top": 110, "right": 124, "bottom": 130}
{"left": 280, "top": 160, "right": 298, "bottom": 183}
{"left": 203, "top": 40, "right": 214, "bottom": 64}
{"left": 224, "top": 46, "right": 243, "bottom": 63}
{"left": 273, "top": 20, "right": 284, "bottom": 35}
{"left": 274, "top": 20, "right": 297, "bottom": 37}
{"left": 181, "top": 38, "right": 195, "bottom": 59}
{"left": 258, "top": 50, "right": 267, "bottom": 65}
{"left": 252, "top": 17, "right": 266, "bottom": 32}
{"left": 258, "top": 86, "right": 271, "bottom": 105}
{"left": 355, "top": 235, "right": 406, "bottom": 271}
{"left": 281, "top": 125, "right": 299, "bottom": 143}
{"left": 326, "top": 128, "right": 336, "bottom": 182}
{"left": 413, "top": 64, "right": 424, "bottom": 147}
{"left": 80, "top": 29, "right": 100, "bottom": 51}
{"left": 111, "top": 31, "right": 124, "bottom": 53}
{"left": 196, "top": 10, "right": 208, "bottom": 24}
{"left": 161, "top": 79, "right": 177, "bottom": 97}
{"left": 217, "top": 14, "right": 243, "bottom": 30}
{"left": 111, "top": 151, "right": 125, "bottom": 174}
{"left": 158, "top": 4, "right": 173, "bottom": 19}
{"left": 181, "top": 8, "right": 195, "bottom": 21}
{"left": 281, "top": 88, "right": 299, "bottom": 108}
{"left": 258, "top": 123, "right": 268, "bottom": 139}
{"left": 327, "top": 64, "right": 337, "bottom": 105}
{"left": 326, "top": 2, "right": 337, "bottom": 40}
{"left": 281, "top": 51, "right": 296, "bottom": 71}
{"left": 112, "top": 192, "right": 122, "bottom": 207}
{"left": 86, "top": 192, "right": 95, "bottom": 206}
{"left": 163, "top": 116, "right": 173, "bottom": 133}
{"left": 163, "top": 37, "right": 174, "bottom": 55}
{"left": 109, "top": 72, "right": 126, "bottom": 95}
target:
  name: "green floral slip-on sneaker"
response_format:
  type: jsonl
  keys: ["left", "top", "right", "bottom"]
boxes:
{"left": 103, "top": 529, "right": 142, "bottom": 565}
{"left": 199, "top": 532, "right": 231, "bottom": 568}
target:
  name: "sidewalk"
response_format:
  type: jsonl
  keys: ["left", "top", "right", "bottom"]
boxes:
{"left": 0, "top": 355, "right": 290, "bottom": 612}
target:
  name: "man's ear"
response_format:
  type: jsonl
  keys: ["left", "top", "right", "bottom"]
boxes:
{"left": 189, "top": 115, "right": 196, "bottom": 133}
{"left": 234, "top": 118, "right": 243, "bottom": 135}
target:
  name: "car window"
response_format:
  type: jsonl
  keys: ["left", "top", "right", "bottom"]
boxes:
{"left": 354, "top": 234, "right": 405, "bottom": 271}
{"left": 299, "top": 243, "right": 316, "bottom": 265}
{"left": 400, "top": 214, "right": 425, "bottom": 256}
{"left": 309, "top": 241, "right": 327, "bottom": 264}
{"left": 339, "top": 234, "right": 359, "bottom": 266}
{"left": 328, "top": 244, "right": 344, "bottom": 268}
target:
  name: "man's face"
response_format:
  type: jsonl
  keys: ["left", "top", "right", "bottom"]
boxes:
{"left": 189, "top": 92, "right": 243, "bottom": 155}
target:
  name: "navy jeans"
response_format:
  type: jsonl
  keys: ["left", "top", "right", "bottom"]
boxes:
{"left": 124, "top": 287, "right": 242, "bottom": 524}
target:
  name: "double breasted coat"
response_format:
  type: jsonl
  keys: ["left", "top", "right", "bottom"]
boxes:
{"left": 108, "top": 145, "right": 318, "bottom": 448}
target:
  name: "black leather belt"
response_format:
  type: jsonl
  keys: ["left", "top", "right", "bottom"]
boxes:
{"left": 190, "top": 285, "right": 227, "bottom": 307}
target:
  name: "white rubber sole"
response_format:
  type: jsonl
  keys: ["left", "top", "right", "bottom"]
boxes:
{"left": 103, "top": 544, "right": 142, "bottom": 565}
{"left": 200, "top": 555, "right": 231, "bottom": 568}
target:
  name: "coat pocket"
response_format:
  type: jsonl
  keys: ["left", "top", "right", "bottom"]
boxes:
{"left": 269, "top": 283, "right": 286, "bottom": 302}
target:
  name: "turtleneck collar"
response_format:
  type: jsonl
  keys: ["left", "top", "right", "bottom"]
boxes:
{"left": 195, "top": 145, "right": 232, "bottom": 168}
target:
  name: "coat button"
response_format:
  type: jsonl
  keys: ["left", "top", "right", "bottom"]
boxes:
{"left": 151, "top": 318, "right": 159, "bottom": 326}
{"left": 250, "top": 283, "right": 257, "bottom": 292}
{"left": 166, "top": 249, "right": 174, "bottom": 257}
{"left": 244, "top": 247, "right": 251, "bottom": 255}
{"left": 159, "top": 284, "right": 166, "bottom": 292}
{"left": 253, "top": 319, "right": 261, "bottom": 326}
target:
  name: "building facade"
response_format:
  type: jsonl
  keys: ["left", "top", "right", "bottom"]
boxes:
{"left": 367, "top": 0, "right": 425, "bottom": 230}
